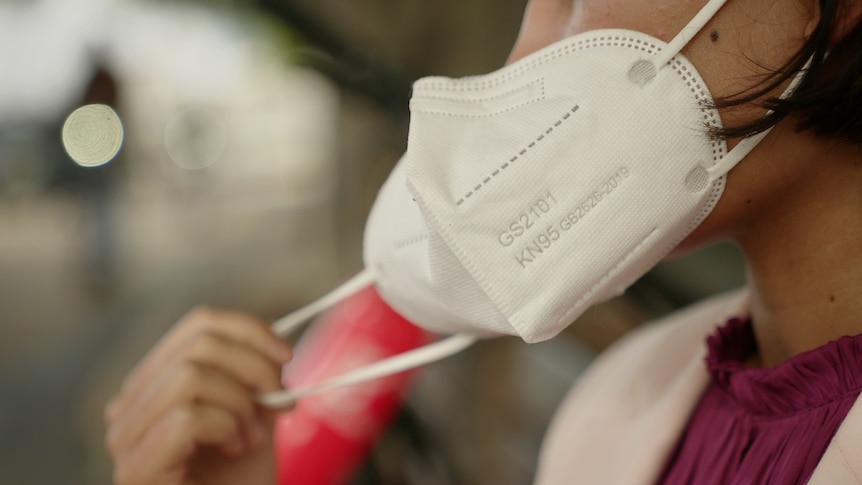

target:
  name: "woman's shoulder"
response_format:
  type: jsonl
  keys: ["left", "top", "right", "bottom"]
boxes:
{"left": 534, "top": 288, "right": 751, "bottom": 485}
{"left": 577, "top": 287, "right": 750, "bottom": 397}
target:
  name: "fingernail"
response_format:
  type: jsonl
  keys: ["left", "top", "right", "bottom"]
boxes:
{"left": 278, "top": 346, "right": 293, "bottom": 363}
{"left": 250, "top": 421, "right": 267, "bottom": 446}
{"left": 227, "top": 438, "right": 245, "bottom": 456}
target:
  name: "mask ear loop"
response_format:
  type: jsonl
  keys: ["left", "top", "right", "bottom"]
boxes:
{"left": 259, "top": 268, "right": 478, "bottom": 410}
{"left": 257, "top": 334, "right": 476, "bottom": 409}
{"left": 705, "top": 57, "right": 813, "bottom": 180}
{"left": 644, "top": 0, "right": 811, "bottom": 180}
{"left": 652, "top": 0, "right": 728, "bottom": 69}
{"left": 271, "top": 269, "right": 377, "bottom": 338}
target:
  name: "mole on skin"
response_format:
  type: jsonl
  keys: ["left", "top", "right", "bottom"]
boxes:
{"left": 710, "top": 30, "right": 719, "bottom": 42}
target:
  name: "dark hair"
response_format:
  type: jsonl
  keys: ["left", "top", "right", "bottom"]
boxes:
{"left": 714, "top": 0, "right": 862, "bottom": 143}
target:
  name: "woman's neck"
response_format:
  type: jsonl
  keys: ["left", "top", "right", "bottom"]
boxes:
{"left": 736, "top": 137, "right": 862, "bottom": 367}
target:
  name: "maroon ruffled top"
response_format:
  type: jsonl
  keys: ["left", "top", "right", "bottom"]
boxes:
{"left": 659, "top": 318, "right": 862, "bottom": 485}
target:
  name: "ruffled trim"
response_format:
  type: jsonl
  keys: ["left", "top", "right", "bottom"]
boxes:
{"left": 705, "top": 318, "right": 862, "bottom": 417}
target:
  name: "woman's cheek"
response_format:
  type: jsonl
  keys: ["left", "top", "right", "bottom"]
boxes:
{"left": 506, "top": 0, "right": 576, "bottom": 64}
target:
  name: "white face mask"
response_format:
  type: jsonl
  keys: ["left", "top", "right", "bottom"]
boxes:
{"left": 258, "top": 0, "right": 799, "bottom": 408}
{"left": 366, "top": 0, "right": 756, "bottom": 343}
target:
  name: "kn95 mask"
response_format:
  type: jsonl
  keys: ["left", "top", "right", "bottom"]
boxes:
{"left": 258, "top": 0, "right": 802, "bottom": 409}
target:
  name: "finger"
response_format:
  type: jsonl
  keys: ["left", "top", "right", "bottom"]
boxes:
{"left": 121, "top": 307, "right": 290, "bottom": 399}
{"left": 186, "top": 332, "right": 284, "bottom": 393}
{"left": 113, "top": 308, "right": 290, "bottom": 420}
{"left": 113, "top": 404, "right": 244, "bottom": 485}
{"left": 109, "top": 331, "right": 285, "bottom": 427}
{"left": 108, "top": 361, "right": 257, "bottom": 455}
{"left": 105, "top": 396, "right": 120, "bottom": 427}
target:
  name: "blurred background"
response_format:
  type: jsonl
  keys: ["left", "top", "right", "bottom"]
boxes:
{"left": 0, "top": 0, "right": 746, "bottom": 483}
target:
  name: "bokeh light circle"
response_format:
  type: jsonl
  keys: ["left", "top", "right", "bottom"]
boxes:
{"left": 164, "top": 107, "right": 227, "bottom": 170}
{"left": 62, "top": 104, "right": 124, "bottom": 168}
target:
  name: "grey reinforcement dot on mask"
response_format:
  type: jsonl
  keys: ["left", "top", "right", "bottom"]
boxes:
{"left": 628, "top": 60, "right": 657, "bottom": 86}
{"left": 685, "top": 166, "right": 710, "bottom": 193}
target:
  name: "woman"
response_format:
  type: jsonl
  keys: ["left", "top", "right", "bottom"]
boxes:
{"left": 105, "top": 0, "right": 862, "bottom": 483}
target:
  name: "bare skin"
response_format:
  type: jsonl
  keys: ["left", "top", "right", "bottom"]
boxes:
{"left": 105, "top": 0, "right": 862, "bottom": 483}
{"left": 731, "top": 128, "right": 862, "bottom": 366}
{"left": 105, "top": 307, "right": 292, "bottom": 485}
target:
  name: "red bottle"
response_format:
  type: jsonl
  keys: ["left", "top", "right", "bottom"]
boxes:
{"left": 275, "top": 286, "right": 428, "bottom": 485}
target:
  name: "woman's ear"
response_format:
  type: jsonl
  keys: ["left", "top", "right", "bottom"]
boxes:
{"left": 803, "top": 0, "right": 819, "bottom": 38}
{"left": 830, "top": 0, "right": 862, "bottom": 46}
{"left": 802, "top": 0, "right": 862, "bottom": 45}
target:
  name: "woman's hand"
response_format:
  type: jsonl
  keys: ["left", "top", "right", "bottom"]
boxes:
{"left": 105, "top": 307, "right": 293, "bottom": 485}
